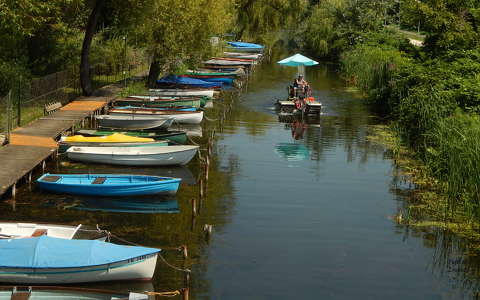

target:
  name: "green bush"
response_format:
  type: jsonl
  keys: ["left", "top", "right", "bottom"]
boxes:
{"left": 0, "top": 60, "right": 30, "bottom": 97}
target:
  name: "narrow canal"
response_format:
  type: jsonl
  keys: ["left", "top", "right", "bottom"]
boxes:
{"left": 1, "top": 49, "right": 479, "bottom": 299}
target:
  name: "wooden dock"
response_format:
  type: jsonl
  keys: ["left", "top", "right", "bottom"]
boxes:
{"left": 0, "top": 96, "right": 113, "bottom": 198}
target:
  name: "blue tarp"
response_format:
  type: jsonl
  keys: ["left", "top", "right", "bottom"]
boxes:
{"left": 228, "top": 41, "right": 264, "bottom": 49}
{"left": 200, "top": 77, "right": 234, "bottom": 84}
{"left": 0, "top": 236, "right": 160, "bottom": 268}
{"left": 156, "top": 75, "right": 219, "bottom": 88}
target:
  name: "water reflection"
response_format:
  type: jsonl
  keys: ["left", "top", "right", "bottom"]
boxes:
{"left": 275, "top": 143, "right": 310, "bottom": 161}
{"left": 45, "top": 197, "right": 180, "bottom": 214}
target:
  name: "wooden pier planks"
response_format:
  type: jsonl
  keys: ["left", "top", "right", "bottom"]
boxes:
{"left": 0, "top": 96, "right": 113, "bottom": 197}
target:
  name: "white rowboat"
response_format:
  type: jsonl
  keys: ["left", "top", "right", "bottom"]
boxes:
{"left": 0, "top": 223, "right": 82, "bottom": 240}
{"left": 95, "top": 115, "right": 173, "bottom": 130}
{"left": 67, "top": 145, "right": 199, "bottom": 166}
{"left": 109, "top": 109, "right": 204, "bottom": 125}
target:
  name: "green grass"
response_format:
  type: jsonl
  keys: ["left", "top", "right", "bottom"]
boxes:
{"left": 118, "top": 80, "right": 149, "bottom": 97}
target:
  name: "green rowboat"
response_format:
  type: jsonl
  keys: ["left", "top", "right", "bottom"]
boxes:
{"left": 114, "top": 97, "right": 208, "bottom": 108}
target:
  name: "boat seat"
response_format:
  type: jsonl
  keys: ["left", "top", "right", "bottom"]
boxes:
{"left": 10, "top": 289, "right": 31, "bottom": 300}
{"left": 92, "top": 177, "right": 107, "bottom": 184}
{"left": 31, "top": 229, "right": 48, "bottom": 237}
{"left": 42, "top": 176, "right": 61, "bottom": 182}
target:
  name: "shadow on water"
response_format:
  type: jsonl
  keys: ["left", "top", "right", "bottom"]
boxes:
{"left": 1, "top": 47, "right": 480, "bottom": 299}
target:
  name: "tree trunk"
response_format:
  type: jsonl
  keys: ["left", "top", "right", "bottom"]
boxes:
{"left": 147, "top": 61, "right": 161, "bottom": 88}
{"left": 80, "top": 0, "right": 106, "bottom": 96}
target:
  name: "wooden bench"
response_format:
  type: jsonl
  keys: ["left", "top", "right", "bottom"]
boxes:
{"left": 44, "top": 102, "right": 62, "bottom": 115}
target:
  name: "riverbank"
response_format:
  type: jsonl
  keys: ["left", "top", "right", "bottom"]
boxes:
{"left": 367, "top": 124, "right": 480, "bottom": 252}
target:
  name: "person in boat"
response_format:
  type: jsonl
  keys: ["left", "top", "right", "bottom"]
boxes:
{"left": 294, "top": 75, "right": 307, "bottom": 88}
{"left": 293, "top": 75, "right": 310, "bottom": 109}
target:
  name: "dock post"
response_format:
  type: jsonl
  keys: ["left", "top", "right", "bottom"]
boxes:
{"left": 191, "top": 198, "right": 197, "bottom": 216}
{"left": 11, "top": 183, "right": 16, "bottom": 198}
{"left": 205, "top": 157, "right": 210, "bottom": 182}
{"left": 42, "top": 161, "right": 46, "bottom": 172}
{"left": 182, "top": 245, "right": 188, "bottom": 259}
{"left": 182, "top": 288, "right": 189, "bottom": 300}
{"left": 204, "top": 224, "right": 212, "bottom": 241}
{"left": 28, "top": 172, "right": 32, "bottom": 183}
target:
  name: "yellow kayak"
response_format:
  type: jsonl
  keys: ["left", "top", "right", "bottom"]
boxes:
{"left": 62, "top": 133, "right": 154, "bottom": 143}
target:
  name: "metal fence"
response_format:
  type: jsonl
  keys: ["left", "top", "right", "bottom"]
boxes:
{"left": 0, "top": 91, "right": 13, "bottom": 145}
{"left": 0, "top": 56, "right": 149, "bottom": 138}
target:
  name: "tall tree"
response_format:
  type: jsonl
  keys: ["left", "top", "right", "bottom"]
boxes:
{"left": 136, "top": 0, "right": 235, "bottom": 86}
{"left": 80, "top": 0, "right": 105, "bottom": 96}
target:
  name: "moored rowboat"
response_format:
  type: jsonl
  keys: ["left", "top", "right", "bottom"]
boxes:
{"left": 0, "top": 236, "right": 160, "bottom": 284}
{"left": 149, "top": 89, "right": 215, "bottom": 98}
{"left": 109, "top": 109, "right": 204, "bottom": 125}
{"left": 75, "top": 129, "right": 188, "bottom": 144}
{"left": 115, "top": 97, "right": 205, "bottom": 108}
{"left": 95, "top": 115, "right": 173, "bottom": 130}
{"left": 58, "top": 133, "right": 168, "bottom": 152}
{"left": 0, "top": 286, "right": 144, "bottom": 300}
{"left": 0, "top": 223, "right": 86, "bottom": 240}
{"left": 66, "top": 145, "right": 199, "bottom": 166}
{"left": 37, "top": 173, "right": 182, "bottom": 196}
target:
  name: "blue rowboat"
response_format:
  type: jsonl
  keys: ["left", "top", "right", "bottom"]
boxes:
{"left": 0, "top": 236, "right": 160, "bottom": 284}
{"left": 37, "top": 173, "right": 181, "bottom": 196}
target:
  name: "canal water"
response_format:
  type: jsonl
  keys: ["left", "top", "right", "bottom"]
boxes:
{"left": 1, "top": 49, "right": 479, "bottom": 299}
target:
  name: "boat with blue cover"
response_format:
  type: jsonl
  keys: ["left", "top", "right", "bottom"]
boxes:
{"left": 198, "top": 77, "right": 235, "bottom": 84}
{"left": 227, "top": 41, "right": 264, "bottom": 49}
{"left": 226, "top": 41, "right": 264, "bottom": 52}
{"left": 37, "top": 173, "right": 182, "bottom": 196}
{"left": 156, "top": 75, "right": 221, "bottom": 89}
{"left": 0, "top": 235, "right": 160, "bottom": 284}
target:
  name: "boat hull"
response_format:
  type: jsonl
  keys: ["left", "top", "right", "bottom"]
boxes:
{"left": 225, "top": 46, "right": 264, "bottom": 52}
{"left": 67, "top": 146, "right": 199, "bottom": 166}
{"left": 0, "top": 254, "right": 158, "bottom": 284}
{"left": 96, "top": 116, "right": 173, "bottom": 130}
{"left": 58, "top": 141, "right": 168, "bottom": 153}
{"left": 37, "top": 174, "right": 181, "bottom": 196}
{"left": 149, "top": 89, "right": 215, "bottom": 98}
{"left": 75, "top": 129, "right": 188, "bottom": 144}
{"left": 0, "top": 286, "right": 130, "bottom": 300}
{"left": 109, "top": 111, "right": 204, "bottom": 125}
{"left": 0, "top": 223, "right": 82, "bottom": 240}
{"left": 116, "top": 98, "right": 203, "bottom": 108}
